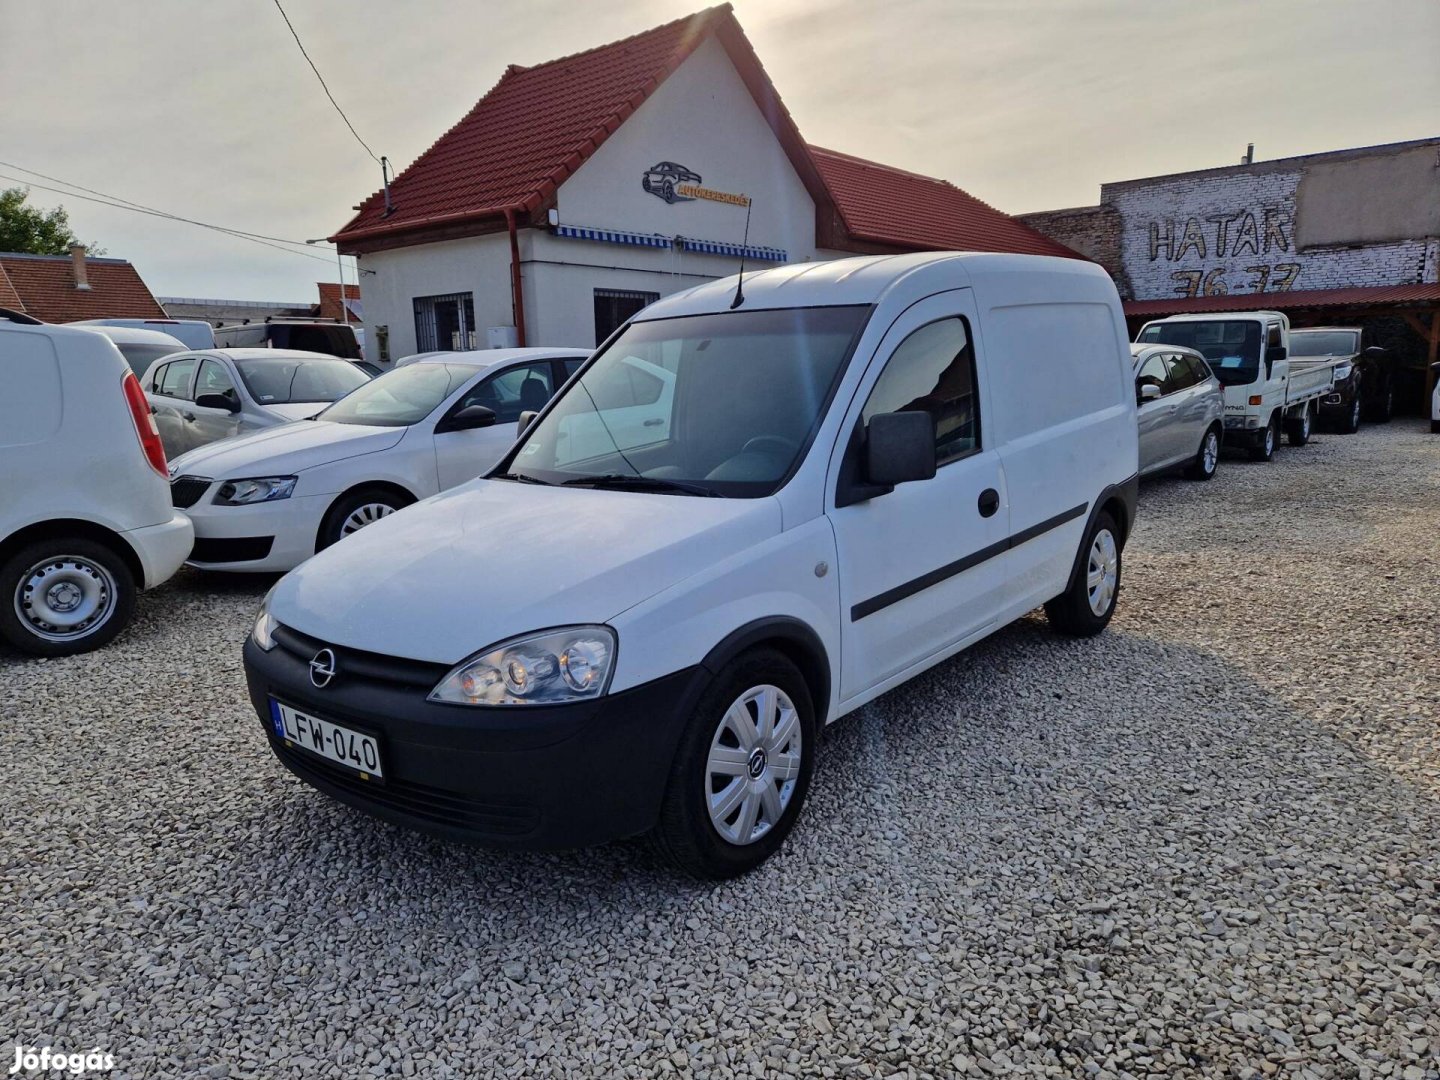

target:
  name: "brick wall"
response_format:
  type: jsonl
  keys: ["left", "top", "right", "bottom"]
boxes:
{"left": 1015, "top": 205, "right": 1131, "bottom": 298}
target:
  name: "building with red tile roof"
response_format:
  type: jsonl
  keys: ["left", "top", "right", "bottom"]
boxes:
{"left": 333, "top": 5, "right": 1081, "bottom": 360}
{"left": 0, "top": 247, "right": 166, "bottom": 323}
{"left": 315, "top": 281, "right": 361, "bottom": 323}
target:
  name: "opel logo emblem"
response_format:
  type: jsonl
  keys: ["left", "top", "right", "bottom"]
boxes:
{"left": 309, "top": 648, "right": 338, "bottom": 688}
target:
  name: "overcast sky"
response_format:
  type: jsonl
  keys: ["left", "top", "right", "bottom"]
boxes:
{"left": 2, "top": 0, "right": 1435, "bottom": 303}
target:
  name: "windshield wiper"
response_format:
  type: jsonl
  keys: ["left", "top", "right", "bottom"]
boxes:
{"left": 560, "top": 473, "right": 723, "bottom": 498}
{"left": 494, "top": 472, "right": 553, "bottom": 486}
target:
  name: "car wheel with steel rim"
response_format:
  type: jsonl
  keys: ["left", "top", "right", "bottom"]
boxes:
{"left": 1286, "top": 404, "right": 1313, "bottom": 446}
{"left": 653, "top": 648, "right": 816, "bottom": 879}
{"left": 318, "top": 487, "right": 415, "bottom": 551}
{"left": 1249, "top": 414, "right": 1278, "bottom": 461}
{"left": 1044, "top": 510, "right": 1122, "bottom": 637}
{"left": 1185, "top": 426, "right": 1221, "bottom": 480}
{"left": 0, "top": 538, "right": 136, "bottom": 657}
{"left": 1338, "top": 396, "right": 1362, "bottom": 434}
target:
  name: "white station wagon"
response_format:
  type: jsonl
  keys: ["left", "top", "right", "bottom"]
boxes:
{"left": 243, "top": 253, "right": 1139, "bottom": 878}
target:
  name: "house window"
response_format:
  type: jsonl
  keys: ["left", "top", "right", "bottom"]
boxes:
{"left": 413, "top": 293, "right": 477, "bottom": 352}
{"left": 594, "top": 289, "right": 659, "bottom": 346}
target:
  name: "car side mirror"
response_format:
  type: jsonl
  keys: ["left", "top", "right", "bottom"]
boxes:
{"left": 1137, "top": 383, "right": 1162, "bottom": 403}
{"left": 517, "top": 409, "right": 539, "bottom": 433}
{"left": 1270, "top": 345, "right": 1287, "bottom": 362}
{"left": 440, "top": 404, "right": 496, "bottom": 432}
{"left": 864, "top": 411, "right": 936, "bottom": 488}
{"left": 195, "top": 393, "right": 239, "bottom": 413}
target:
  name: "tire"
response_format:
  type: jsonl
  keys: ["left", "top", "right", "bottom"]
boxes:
{"left": 652, "top": 648, "right": 816, "bottom": 879}
{"left": 1285, "top": 404, "right": 1313, "bottom": 446}
{"left": 1336, "top": 395, "right": 1361, "bottom": 435}
{"left": 1184, "top": 426, "right": 1221, "bottom": 481}
{"left": 1366, "top": 384, "right": 1393, "bottom": 424}
{"left": 1044, "top": 511, "right": 1121, "bottom": 638}
{"left": 0, "top": 538, "right": 136, "bottom": 657}
{"left": 1248, "top": 414, "right": 1279, "bottom": 461}
{"left": 317, "top": 487, "right": 414, "bottom": 552}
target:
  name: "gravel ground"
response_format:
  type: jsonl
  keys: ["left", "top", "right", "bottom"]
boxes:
{"left": 3, "top": 420, "right": 1438, "bottom": 1079}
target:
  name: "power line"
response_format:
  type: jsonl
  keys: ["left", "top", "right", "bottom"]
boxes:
{"left": 272, "top": 0, "right": 381, "bottom": 165}
{"left": 0, "top": 171, "right": 337, "bottom": 267}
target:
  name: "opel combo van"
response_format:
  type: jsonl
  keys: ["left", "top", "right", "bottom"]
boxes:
{"left": 243, "top": 253, "right": 1139, "bottom": 878}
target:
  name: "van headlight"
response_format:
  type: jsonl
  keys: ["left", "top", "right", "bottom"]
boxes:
{"left": 429, "top": 626, "right": 616, "bottom": 706}
{"left": 252, "top": 588, "right": 279, "bottom": 651}
{"left": 215, "top": 477, "right": 297, "bottom": 505}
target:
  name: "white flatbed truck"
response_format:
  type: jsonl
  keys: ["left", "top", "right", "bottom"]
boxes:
{"left": 1136, "top": 310, "right": 1343, "bottom": 461}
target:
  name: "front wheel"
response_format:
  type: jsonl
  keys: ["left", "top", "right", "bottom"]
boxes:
{"left": 1336, "top": 395, "right": 1361, "bottom": 435}
{"left": 1285, "top": 404, "right": 1313, "bottom": 446}
{"left": 1184, "top": 426, "right": 1221, "bottom": 481}
{"left": 317, "top": 487, "right": 413, "bottom": 551}
{"left": 1044, "top": 511, "right": 1121, "bottom": 637}
{"left": 0, "top": 538, "right": 136, "bottom": 656}
{"left": 1249, "top": 415, "right": 1278, "bottom": 461}
{"left": 652, "top": 649, "right": 816, "bottom": 879}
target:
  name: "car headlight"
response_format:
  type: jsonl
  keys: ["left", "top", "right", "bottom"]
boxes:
{"left": 1333, "top": 362, "right": 1353, "bottom": 381}
{"left": 252, "top": 588, "right": 279, "bottom": 651}
{"left": 215, "top": 477, "right": 297, "bottom": 505}
{"left": 429, "top": 626, "right": 616, "bottom": 706}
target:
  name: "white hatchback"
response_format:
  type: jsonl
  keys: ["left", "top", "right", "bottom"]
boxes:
{"left": 167, "top": 347, "right": 590, "bottom": 571}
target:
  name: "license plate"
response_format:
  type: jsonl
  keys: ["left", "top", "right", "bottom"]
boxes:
{"left": 270, "top": 700, "right": 384, "bottom": 780}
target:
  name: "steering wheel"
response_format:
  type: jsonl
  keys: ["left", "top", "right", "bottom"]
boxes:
{"left": 739, "top": 435, "right": 800, "bottom": 458}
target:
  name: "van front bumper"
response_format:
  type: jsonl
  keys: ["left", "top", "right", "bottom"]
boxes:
{"left": 125, "top": 512, "right": 194, "bottom": 589}
{"left": 243, "top": 633, "right": 704, "bottom": 850}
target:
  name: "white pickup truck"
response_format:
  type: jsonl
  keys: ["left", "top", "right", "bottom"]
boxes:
{"left": 1136, "top": 311, "right": 1342, "bottom": 461}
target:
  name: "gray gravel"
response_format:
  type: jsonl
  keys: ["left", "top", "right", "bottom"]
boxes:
{"left": 3, "top": 420, "right": 1439, "bottom": 1079}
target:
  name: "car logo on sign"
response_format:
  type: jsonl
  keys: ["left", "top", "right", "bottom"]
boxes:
{"left": 309, "top": 648, "right": 338, "bottom": 688}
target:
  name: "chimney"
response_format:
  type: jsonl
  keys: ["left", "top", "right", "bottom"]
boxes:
{"left": 1242, "top": 143, "right": 1255, "bottom": 166}
{"left": 69, "top": 244, "right": 92, "bottom": 291}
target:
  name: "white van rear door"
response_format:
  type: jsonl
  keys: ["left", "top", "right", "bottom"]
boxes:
{"left": 827, "top": 290, "right": 1010, "bottom": 702}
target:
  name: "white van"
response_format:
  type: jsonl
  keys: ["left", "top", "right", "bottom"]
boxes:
{"left": 0, "top": 313, "right": 193, "bottom": 655}
{"left": 242, "top": 253, "right": 1138, "bottom": 877}
{"left": 72, "top": 317, "right": 215, "bottom": 352}
{"left": 76, "top": 324, "right": 188, "bottom": 378}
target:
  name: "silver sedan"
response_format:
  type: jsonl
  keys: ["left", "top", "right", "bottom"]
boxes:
{"left": 139, "top": 348, "right": 372, "bottom": 458}
{"left": 1131, "top": 343, "right": 1225, "bottom": 480}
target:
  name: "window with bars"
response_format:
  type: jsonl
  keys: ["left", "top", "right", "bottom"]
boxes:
{"left": 413, "top": 292, "right": 477, "bottom": 352}
{"left": 594, "top": 289, "right": 659, "bottom": 346}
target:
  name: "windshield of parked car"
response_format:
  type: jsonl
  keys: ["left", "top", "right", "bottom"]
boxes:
{"left": 114, "top": 342, "right": 183, "bottom": 378}
{"left": 317, "top": 362, "right": 475, "bottom": 426}
{"left": 501, "top": 306, "right": 869, "bottom": 497}
{"left": 233, "top": 356, "right": 370, "bottom": 405}
{"left": 1290, "top": 331, "right": 1359, "bottom": 357}
{"left": 1138, "top": 320, "right": 1262, "bottom": 385}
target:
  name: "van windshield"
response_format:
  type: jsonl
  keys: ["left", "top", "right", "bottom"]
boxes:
{"left": 234, "top": 356, "right": 370, "bottom": 404}
{"left": 1138, "top": 320, "right": 1261, "bottom": 385}
{"left": 500, "top": 306, "right": 869, "bottom": 497}
{"left": 318, "top": 363, "right": 473, "bottom": 426}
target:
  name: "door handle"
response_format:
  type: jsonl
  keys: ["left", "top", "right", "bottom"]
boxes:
{"left": 977, "top": 488, "right": 1000, "bottom": 518}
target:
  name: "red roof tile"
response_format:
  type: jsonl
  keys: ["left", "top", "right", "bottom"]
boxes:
{"left": 810, "top": 146, "right": 1085, "bottom": 259}
{"left": 1124, "top": 283, "right": 1440, "bottom": 317}
{"left": 335, "top": 6, "right": 782, "bottom": 246}
{"left": 0, "top": 252, "right": 166, "bottom": 323}
{"left": 316, "top": 281, "right": 361, "bottom": 322}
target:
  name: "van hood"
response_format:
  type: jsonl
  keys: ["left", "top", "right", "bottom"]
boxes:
{"left": 269, "top": 480, "right": 782, "bottom": 664}
{"left": 169, "top": 421, "right": 405, "bottom": 478}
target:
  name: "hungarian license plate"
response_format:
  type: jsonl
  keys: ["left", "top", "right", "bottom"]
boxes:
{"left": 270, "top": 699, "right": 384, "bottom": 780}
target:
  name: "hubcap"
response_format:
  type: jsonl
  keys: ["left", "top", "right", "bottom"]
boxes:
{"left": 1086, "top": 529, "right": 1118, "bottom": 617}
{"left": 340, "top": 502, "right": 396, "bottom": 536}
{"left": 14, "top": 556, "right": 116, "bottom": 641}
{"left": 706, "top": 684, "right": 802, "bottom": 846}
{"left": 1203, "top": 432, "right": 1218, "bottom": 473}
{"left": 1265, "top": 423, "right": 1275, "bottom": 454}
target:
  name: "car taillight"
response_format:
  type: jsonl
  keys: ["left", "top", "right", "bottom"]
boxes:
{"left": 121, "top": 371, "right": 168, "bottom": 477}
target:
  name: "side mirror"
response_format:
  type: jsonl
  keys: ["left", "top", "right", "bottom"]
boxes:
{"left": 517, "top": 409, "right": 539, "bottom": 433}
{"left": 195, "top": 393, "right": 239, "bottom": 413}
{"left": 864, "top": 411, "right": 936, "bottom": 488}
{"left": 1137, "top": 383, "right": 1162, "bottom": 403}
{"left": 1270, "top": 345, "right": 1288, "bottom": 362}
{"left": 439, "top": 404, "right": 496, "bottom": 432}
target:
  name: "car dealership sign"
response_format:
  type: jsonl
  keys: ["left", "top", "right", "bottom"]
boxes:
{"left": 642, "top": 161, "right": 750, "bottom": 207}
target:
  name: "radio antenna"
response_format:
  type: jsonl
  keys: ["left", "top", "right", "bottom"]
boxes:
{"left": 730, "top": 197, "right": 752, "bottom": 309}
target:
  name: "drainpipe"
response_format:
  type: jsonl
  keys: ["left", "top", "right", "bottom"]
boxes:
{"left": 506, "top": 207, "right": 527, "bottom": 347}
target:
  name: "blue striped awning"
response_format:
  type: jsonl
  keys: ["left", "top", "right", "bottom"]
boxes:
{"left": 554, "top": 225, "right": 672, "bottom": 249}
{"left": 680, "top": 238, "right": 787, "bottom": 263}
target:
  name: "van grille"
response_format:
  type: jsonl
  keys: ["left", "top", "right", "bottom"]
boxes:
{"left": 170, "top": 475, "right": 212, "bottom": 509}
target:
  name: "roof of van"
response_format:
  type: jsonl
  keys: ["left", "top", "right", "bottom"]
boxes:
{"left": 74, "top": 324, "right": 187, "bottom": 348}
{"left": 639, "top": 252, "right": 1112, "bottom": 320}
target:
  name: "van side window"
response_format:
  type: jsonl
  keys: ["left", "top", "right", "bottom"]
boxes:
{"left": 158, "top": 358, "right": 196, "bottom": 399}
{"left": 1266, "top": 324, "right": 1283, "bottom": 356}
{"left": 863, "top": 318, "right": 979, "bottom": 466}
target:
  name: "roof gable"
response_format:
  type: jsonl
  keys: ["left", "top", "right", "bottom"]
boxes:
{"left": 0, "top": 252, "right": 166, "bottom": 323}
{"left": 334, "top": 4, "right": 829, "bottom": 249}
{"left": 811, "top": 147, "right": 1084, "bottom": 260}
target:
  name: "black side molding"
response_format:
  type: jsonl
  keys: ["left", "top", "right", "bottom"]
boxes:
{"left": 851, "top": 502, "right": 1088, "bottom": 622}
